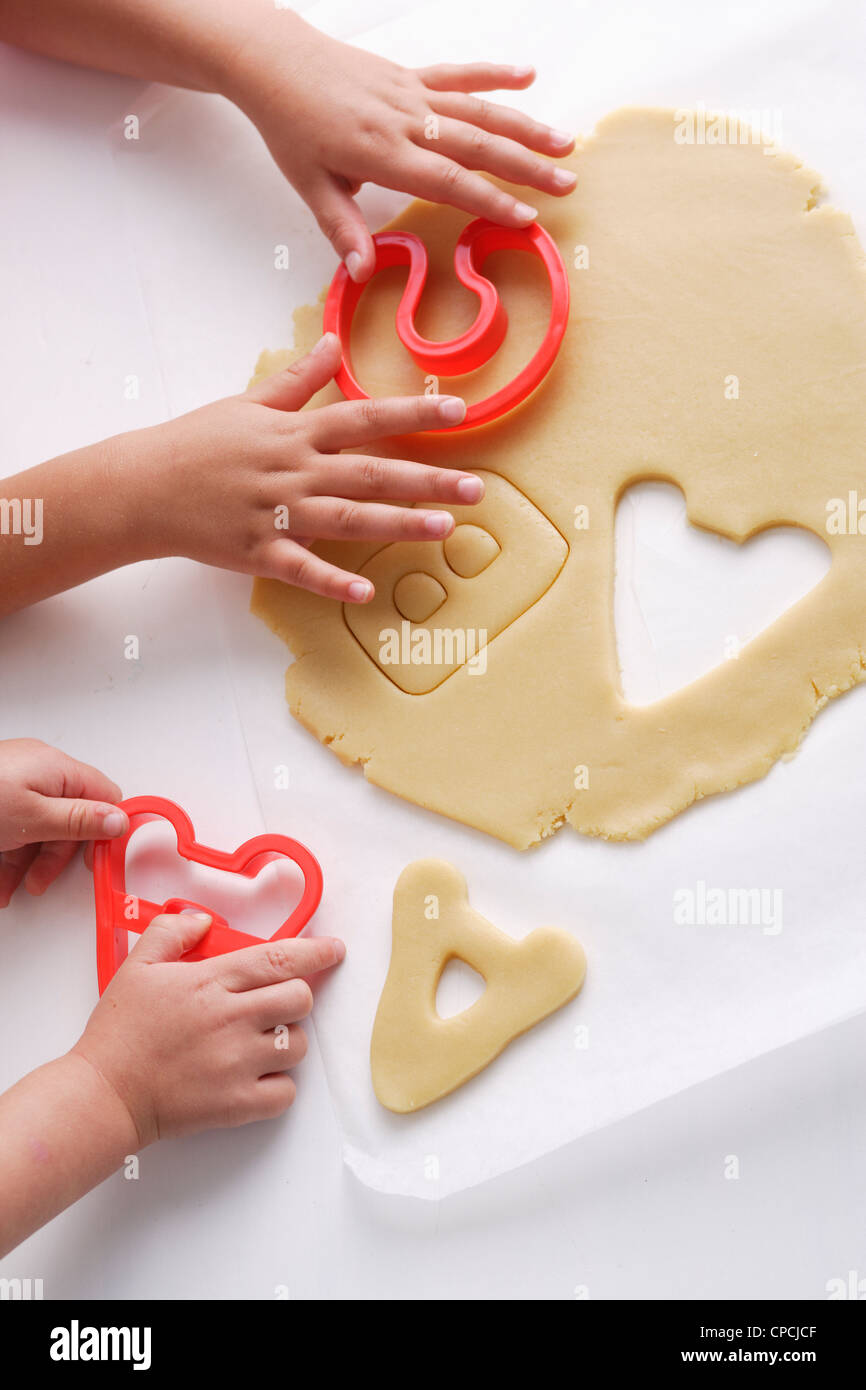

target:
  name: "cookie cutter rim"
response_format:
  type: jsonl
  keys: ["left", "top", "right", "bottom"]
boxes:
{"left": 322, "top": 217, "right": 570, "bottom": 432}
{"left": 93, "top": 795, "right": 323, "bottom": 995}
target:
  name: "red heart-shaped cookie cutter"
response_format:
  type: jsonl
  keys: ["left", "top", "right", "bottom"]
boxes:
{"left": 323, "top": 217, "right": 570, "bottom": 431}
{"left": 93, "top": 797, "right": 323, "bottom": 995}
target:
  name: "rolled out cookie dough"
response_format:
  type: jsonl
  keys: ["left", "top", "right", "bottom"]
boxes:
{"left": 370, "top": 859, "right": 586, "bottom": 1113}
{"left": 252, "top": 107, "right": 866, "bottom": 846}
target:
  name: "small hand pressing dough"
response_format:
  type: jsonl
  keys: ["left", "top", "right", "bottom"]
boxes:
{"left": 253, "top": 107, "right": 866, "bottom": 845}
{"left": 370, "top": 859, "right": 586, "bottom": 1113}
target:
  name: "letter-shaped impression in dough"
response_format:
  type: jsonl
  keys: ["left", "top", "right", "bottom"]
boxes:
{"left": 344, "top": 471, "right": 568, "bottom": 695}
{"left": 370, "top": 859, "right": 587, "bottom": 1113}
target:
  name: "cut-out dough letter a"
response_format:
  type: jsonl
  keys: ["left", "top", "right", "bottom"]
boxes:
{"left": 371, "top": 859, "right": 586, "bottom": 1113}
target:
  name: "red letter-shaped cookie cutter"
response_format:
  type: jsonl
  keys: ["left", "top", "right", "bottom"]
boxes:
{"left": 323, "top": 218, "right": 570, "bottom": 431}
{"left": 93, "top": 797, "right": 323, "bottom": 995}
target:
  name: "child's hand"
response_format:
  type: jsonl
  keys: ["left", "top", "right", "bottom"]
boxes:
{"left": 1, "top": 6, "right": 575, "bottom": 282}
{"left": 73, "top": 911, "right": 345, "bottom": 1143}
{"left": 0, "top": 336, "right": 483, "bottom": 614}
{"left": 0, "top": 908, "right": 343, "bottom": 1255}
{"left": 0, "top": 739, "right": 128, "bottom": 907}
{"left": 127, "top": 332, "right": 483, "bottom": 603}
{"left": 226, "top": 17, "right": 577, "bottom": 280}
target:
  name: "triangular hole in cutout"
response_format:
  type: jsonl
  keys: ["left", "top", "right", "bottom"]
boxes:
{"left": 614, "top": 481, "right": 831, "bottom": 706}
{"left": 435, "top": 958, "right": 486, "bottom": 1019}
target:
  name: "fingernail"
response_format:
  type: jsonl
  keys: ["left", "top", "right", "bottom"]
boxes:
{"left": 312, "top": 332, "right": 336, "bottom": 355}
{"left": 183, "top": 911, "right": 212, "bottom": 924}
{"left": 345, "top": 251, "right": 363, "bottom": 282}
{"left": 550, "top": 128, "right": 574, "bottom": 147}
{"left": 511, "top": 65, "right": 534, "bottom": 78}
{"left": 513, "top": 202, "right": 538, "bottom": 223}
{"left": 330, "top": 938, "right": 347, "bottom": 961}
{"left": 424, "top": 512, "right": 453, "bottom": 536}
{"left": 456, "top": 475, "right": 484, "bottom": 502}
{"left": 102, "top": 810, "right": 127, "bottom": 836}
{"left": 552, "top": 167, "right": 577, "bottom": 188}
{"left": 348, "top": 579, "right": 372, "bottom": 602}
{"left": 437, "top": 396, "right": 466, "bottom": 423}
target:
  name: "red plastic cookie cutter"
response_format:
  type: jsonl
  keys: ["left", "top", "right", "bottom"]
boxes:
{"left": 93, "top": 796, "right": 323, "bottom": 995}
{"left": 323, "top": 217, "right": 570, "bottom": 431}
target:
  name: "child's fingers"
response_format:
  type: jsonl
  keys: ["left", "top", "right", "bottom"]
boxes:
{"left": 318, "top": 455, "right": 484, "bottom": 505}
{"left": 45, "top": 749, "right": 124, "bottom": 808}
{"left": 0, "top": 846, "right": 39, "bottom": 908}
{"left": 22, "top": 840, "right": 80, "bottom": 897}
{"left": 220, "top": 1076, "right": 298, "bottom": 1127}
{"left": 428, "top": 90, "right": 574, "bottom": 156}
{"left": 33, "top": 796, "right": 128, "bottom": 844}
{"left": 242, "top": 979, "right": 314, "bottom": 1030}
{"left": 215, "top": 935, "right": 346, "bottom": 994}
{"left": 256, "top": 1024, "right": 308, "bottom": 1072}
{"left": 128, "top": 911, "right": 214, "bottom": 966}
{"left": 417, "top": 61, "right": 536, "bottom": 94}
{"left": 386, "top": 148, "right": 538, "bottom": 227}
{"left": 293, "top": 497, "right": 455, "bottom": 543}
{"left": 262, "top": 540, "right": 375, "bottom": 604}
{"left": 312, "top": 393, "right": 465, "bottom": 449}
{"left": 245, "top": 333, "right": 342, "bottom": 412}
{"left": 301, "top": 171, "right": 377, "bottom": 283}
{"left": 418, "top": 117, "right": 576, "bottom": 196}
{"left": 248, "top": 1074, "right": 297, "bottom": 1120}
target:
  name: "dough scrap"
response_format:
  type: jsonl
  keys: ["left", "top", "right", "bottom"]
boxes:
{"left": 252, "top": 107, "right": 866, "bottom": 846}
{"left": 370, "top": 859, "right": 586, "bottom": 1113}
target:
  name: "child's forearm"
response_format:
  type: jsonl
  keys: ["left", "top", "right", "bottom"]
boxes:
{"left": 0, "top": 0, "right": 289, "bottom": 94}
{"left": 0, "top": 436, "right": 153, "bottom": 617}
{"left": 0, "top": 1050, "right": 140, "bottom": 1258}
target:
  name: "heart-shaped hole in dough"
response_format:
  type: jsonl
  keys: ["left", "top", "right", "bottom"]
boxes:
{"left": 614, "top": 481, "right": 831, "bottom": 705}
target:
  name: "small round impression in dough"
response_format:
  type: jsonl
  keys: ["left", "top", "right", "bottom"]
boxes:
{"left": 393, "top": 571, "right": 447, "bottom": 624}
{"left": 444, "top": 524, "right": 501, "bottom": 578}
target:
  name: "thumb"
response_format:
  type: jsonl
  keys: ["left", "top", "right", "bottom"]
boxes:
{"left": 306, "top": 173, "right": 375, "bottom": 283}
{"left": 245, "top": 331, "right": 342, "bottom": 412}
{"left": 36, "top": 797, "right": 128, "bottom": 843}
{"left": 130, "top": 911, "right": 213, "bottom": 966}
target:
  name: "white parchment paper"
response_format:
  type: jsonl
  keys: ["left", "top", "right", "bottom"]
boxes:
{"left": 113, "top": 0, "right": 866, "bottom": 1196}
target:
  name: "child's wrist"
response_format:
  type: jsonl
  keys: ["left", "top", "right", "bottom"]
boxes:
{"left": 211, "top": 6, "right": 315, "bottom": 115}
{"left": 136, "top": 1, "right": 301, "bottom": 100}
{"left": 64, "top": 1047, "right": 150, "bottom": 1154}
{"left": 100, "top": 427, "right": 178, "bottom": 564}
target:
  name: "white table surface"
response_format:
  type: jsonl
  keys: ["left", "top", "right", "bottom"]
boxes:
{"left": 2, "top": 0, "right": 866, "bottom": 1299}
